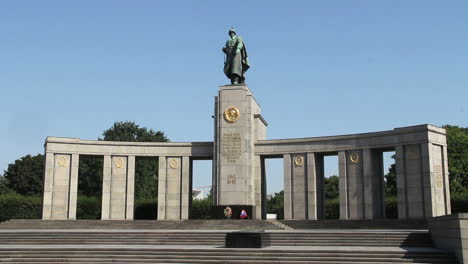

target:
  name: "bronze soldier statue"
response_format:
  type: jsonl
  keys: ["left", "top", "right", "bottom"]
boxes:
{"left": 222, "top": 28, "right": 249, "bottom": 84}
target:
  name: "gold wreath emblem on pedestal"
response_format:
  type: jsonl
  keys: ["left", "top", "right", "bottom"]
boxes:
{"left": 350, "top": 152, "right": 359, "bottom": 163}
{"left": 223, "top": 107, "right": 240, "bottom": 123}
{"left": 57, "top": 157, "right": 67, "bottom": 167}
{"left": 114, "top": 158, "right": 124, "bottom": 168}
{"left": 169, "top": 159, "right": 178, "bottom": 169}
{"left": 294, "top": 156, "right": 304, "bottom": 167}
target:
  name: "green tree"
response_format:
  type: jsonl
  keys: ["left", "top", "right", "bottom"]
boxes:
{"left": 134, "top": 157, "right": 158, "bottom": 199}
{"left": 266, "top": 190, "right": 284, "bottom": 219}
{"left": 2, "top": 154, "right": 44, "bottom": 196}
{"left": 443, "top": 125, "right": 468, "bottom": 194}
{"left": 385, "top": 157, "right": 397, "bottom": 198}
{"left": 0, "top": 175, "right": 13, "bottom": 195}
{"left": 100, "top": 121, "right": 169, "bottom": 199}
{"left": 78, "top": 155, "right": 103, "bottom": 197}
{"left": 324, "top": 175, "right": 339, "bottom": 200}
{"left": 100, "top": 121, "right": 169, "bottom": 142}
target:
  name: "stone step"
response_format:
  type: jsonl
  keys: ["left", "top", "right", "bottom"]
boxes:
{"left": 0, "top": 237, "right": 431, "bottom": 247}
{"left": 0, "top": 257, "right": 453, "bottom": 262}
{"left": 0, "top": 229, "right": 433, "bottom": 247}
{"left": 0, "top": 220, "right": 282, "bottom": 230}
{"left": 0, "top": 248, "right": 457, "bottom": 264}
{"left": 1, "top": 259, "right": 457, "bottom": 264}
{"left": 280, "top": 219, "right": 427, "bottom": 229}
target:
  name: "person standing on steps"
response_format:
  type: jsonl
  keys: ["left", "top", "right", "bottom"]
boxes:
{"left": 240, "top": 209, "right": 248, "bottom": 219}
{"left": 224, "top": 206, "right": 232, "bottom": 219}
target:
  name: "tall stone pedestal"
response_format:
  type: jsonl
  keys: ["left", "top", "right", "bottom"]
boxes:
{"left": 213, "top": 85, "right": 267, "bottom": 219}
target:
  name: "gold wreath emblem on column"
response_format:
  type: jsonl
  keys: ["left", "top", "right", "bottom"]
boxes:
{"left": 294, "top": 155, "right": 304, "bottom": 167}
{"left": 169, "top": 159, "right": 178, "bottom": 169}
{"left": 407, "top": 148, "right": 419, "bottom": 160}
{"left": 349, "top": 152, "right": 359, "bottom": 163}
{"left": 223, "top": 107, "right": 240, "bottom": 123}
{"left": 57, "top": 157, "right": 67, "bottom": 167}
{"left": 114, "top": 158, "right": 124, "bottom": 168}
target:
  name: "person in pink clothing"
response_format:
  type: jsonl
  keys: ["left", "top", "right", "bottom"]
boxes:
{"left": 240, "top": 209, "right": 248, "bottom": 219}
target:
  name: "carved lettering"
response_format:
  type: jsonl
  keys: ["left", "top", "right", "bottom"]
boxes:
{"left": 434, "top": 165, "right": 443, "bottom": 188}
{"left": 226, "top": 175, "right": 237, "bottom": 184}
{"left": 222, "top": 132, "right": 242, "bottom": 162}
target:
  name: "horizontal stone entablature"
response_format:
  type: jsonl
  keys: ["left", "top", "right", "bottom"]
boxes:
{"left": 45, "top": 137, "right": 213, "bottom": 158}
{"left": 45, "top": 124, "right": 445, "bottom": 158}
{"left": 254, "top": 124, "right": 446, "bottom": 156}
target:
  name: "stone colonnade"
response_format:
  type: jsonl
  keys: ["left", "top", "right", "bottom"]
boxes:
{"left": 41, "top": 138, "right": 212, "bottom": 220}
{"left": 255, "top": 125, "right": 451, "bottom": 220}
{"left": 42, "top": 125, "right": 450, "bottom": 221}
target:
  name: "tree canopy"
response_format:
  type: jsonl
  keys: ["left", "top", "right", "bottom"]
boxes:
{"left": 324, "top": 175, "right": 339, "bottom": 200}
{"left": 1, "top": 121, "right": 169, "bottom": 198}
{"left": 266, "top": 190, "right": 284, "bottom": 219}
{"left": 79, "top": 121, "right": 169, "bottom": 199}
{"left": 385, "top": 157, "right": 397, "bottom": 198}
{"left": 2, "top": 154, "right": 44, "bottom": 196}
{"left": 444, "top": 125, "right": 468, "bottom": 194}
{"left": 100, "top": 121, "right": 169, "bottom": 142}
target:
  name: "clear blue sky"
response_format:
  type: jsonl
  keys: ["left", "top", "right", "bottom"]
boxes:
{"left": 1, "top": 1, "right": 467, "bottom": 194}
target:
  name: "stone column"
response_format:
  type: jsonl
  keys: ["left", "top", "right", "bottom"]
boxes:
{"left": 347, "top": 150, "right": 365, "bottom": 219}
{"left": 396, "top": 144, "right": 425, "bottom": 219}
{"left": 101, "top": 155, "right": 134, "bottom": 220}
{"left": 42, "top": 152, "right": 55, "bottom": 220}
{"left": 212, "top": 96, "right": 219, "bottom": 206}
{"left": 339, "top": 150, "right": 366, "bottom": 220}
{"left": 42, "top": 153, "right": 78, "bottom": 220}
{"left": 442, "top": 146, "right": 451, "bottom": 215}
{"left": 51, "top": 154, "right": 71, "bottom": 220}
{"left": 157, "top": 156, "right": 189, "bottom": 220}
{"left": 421, "top": 143, "right": 450, "bottom": 217}
{"left": 291, "top": 154, "right": 307, "bottom": 219}
{"left": 164, "top": 157, "right": 182, "bottom": 219}
{"left": 101, "top": 155, "right": 112, "bottom": 220}
{"left": 338, "top": 151, "right": 348, "bottom": 220}
{"left": 283, "top": 154, "right": 292, "bottom": 220}
{"left": 306, "top": 153, "right": 321, "bottom": 220}
{"left": 180, "top": 156, "right": 190, "bottom": 220}
{"left": 126, "top": 156, "right": 135, "bottom": 220}
{"left": 283, "top": 153, "right": 320, "bottom": 220}
{"left": 68, "top": 154, "right": 79, "bottom": 220}
{"left": 253, "top": 155, "right": 263, "bottom": 219}
{"left": 421, "top": 143, "right": 435, "bottom": 217}
{"left": 110, "top": 156, "right": 127, "bottom": 220}
{"left": 395, "top": 145, "right": 407, "bottom": 218}
{"left": 312, "top": 154, "right": 325, "bottom": 220}
{"left": 157, "top": 156, "right": 167, "bottom": 220}
{"left": 362, "top": 149, "right": 384, "bottom": 219}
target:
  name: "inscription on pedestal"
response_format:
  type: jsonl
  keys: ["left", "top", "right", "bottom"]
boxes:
{"left": 222, "top": 132, "right": 241, "bottom": 162}
{"left": 434, "top": 165, "right": 443, "bottom": 188}
{"left": 227, "top": 175, "right": 237, "bottom": 184}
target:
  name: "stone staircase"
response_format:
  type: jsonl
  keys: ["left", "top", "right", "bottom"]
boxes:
{"left": 0, "top": 247, "right": 458, "bottom": 263}
{"left": 0, "top": 220, "right": 458, "bottom": 264}
{"left": 0, "top": 219, "right": 281, "bottom": 230}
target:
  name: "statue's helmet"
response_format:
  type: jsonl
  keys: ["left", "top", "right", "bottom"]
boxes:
{"left": 228, "top": 28, "right": 236, "bottom": 34}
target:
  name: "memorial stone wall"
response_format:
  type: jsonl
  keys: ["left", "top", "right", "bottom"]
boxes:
{"left": 42, "top": 85, "right": 451, "bottom": 220}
